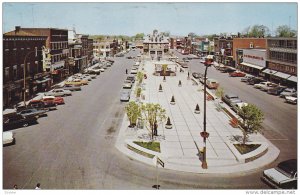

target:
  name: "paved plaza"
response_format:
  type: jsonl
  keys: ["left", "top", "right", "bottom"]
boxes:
{"left": 115, "top": 58, "right": 280, "bottom": 174}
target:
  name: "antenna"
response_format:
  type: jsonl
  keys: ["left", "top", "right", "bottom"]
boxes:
{"left": 30, "top": 4, "right": 35, "bottom": 27}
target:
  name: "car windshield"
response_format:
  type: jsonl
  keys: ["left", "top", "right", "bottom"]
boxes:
{"left": 276, "top": 159, "right": 297, "bottom": 177}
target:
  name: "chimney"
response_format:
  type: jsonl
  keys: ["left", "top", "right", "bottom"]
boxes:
{"left": 15, "top": 26, "right": 21, "bottom": 33}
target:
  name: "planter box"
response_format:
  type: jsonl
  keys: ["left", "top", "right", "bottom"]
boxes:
{"left": 165, "top": 124, "right": 173, "bottom": 129}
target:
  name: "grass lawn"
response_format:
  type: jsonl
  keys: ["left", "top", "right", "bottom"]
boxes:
{"left": 134, "top": 141, "right": 161, "bottom": 152}
{"left": 234, "top": 144, "right": 261, "bottom": 155}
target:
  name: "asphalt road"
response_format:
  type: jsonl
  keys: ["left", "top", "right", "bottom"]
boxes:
{"left": 174, "top": 50, "right": 297, "bottom": 164}
{"left": 3, "top": 49, "right": 278, "bottom": 190}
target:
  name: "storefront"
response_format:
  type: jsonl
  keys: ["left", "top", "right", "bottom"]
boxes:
{"left": 239, "top": 49, "right": 266, "bottom": 76}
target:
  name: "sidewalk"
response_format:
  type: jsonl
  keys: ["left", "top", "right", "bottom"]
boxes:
{"left": 115, "top": 59, "right": 280, "bottom": 174}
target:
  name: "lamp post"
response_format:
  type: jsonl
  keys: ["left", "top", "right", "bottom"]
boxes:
{"left": 23, "top": 46, "right": 49, "bottom": 108}
{"left": 200, "top": 60, "right": 212, "bottom": 169}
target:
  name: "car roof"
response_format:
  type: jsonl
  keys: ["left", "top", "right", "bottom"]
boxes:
{"left": 277, "top": 159, "right": 297, "bottom": 175}
{"left": 225, "top": 93, "right": 238, "bottom": 98}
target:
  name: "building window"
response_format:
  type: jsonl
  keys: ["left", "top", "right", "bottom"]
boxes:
{"left": 13, "top": 65, "right": 18, "bottom": 80}
{"left": 5, "top": 67, "right": 10, "bottom": 81}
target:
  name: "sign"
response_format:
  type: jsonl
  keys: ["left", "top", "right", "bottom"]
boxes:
{"left": 153, "top": 156, "right": 164, "bottom": 168}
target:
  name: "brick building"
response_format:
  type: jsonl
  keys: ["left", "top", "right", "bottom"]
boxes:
{"left": 143, "top": 30, "right": 169, "bottom": 59}
{"left": 3, "top": 27, "right": 49, "bottom": 109}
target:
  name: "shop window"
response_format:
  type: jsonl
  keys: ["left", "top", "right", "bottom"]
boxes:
{"left": 13, "top": 65, "right": 18, "bottom": 80}
{"left": 5, "top": 67, "right": 10, "bottom": 81}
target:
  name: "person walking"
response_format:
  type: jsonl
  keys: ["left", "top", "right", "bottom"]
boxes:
{"left": 126, "top": 69, "right": 128, "bottom": 74}
{"left": 35, "top": 183, "right": 41, "bottom": 190}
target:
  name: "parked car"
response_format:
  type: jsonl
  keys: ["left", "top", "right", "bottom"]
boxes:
{"left": 219, "top": 66, "right": 236, "bottom": 73}
{"left": 127, "top": 56, "right": 134, "bottom": 59}
{"left": 285, "top": 94, "right": 297, "bottom": 104}
{"left": 267, "top": 86, "right": 287, "bottom": 95}
{"left": 43, "top": 96, "right": 65, "bottom": 105}
{"left": 130, "top": 69, "right": 138, "bottom": 74}
{"left": 241, "top": 75, "right": 255, "bottom": 82}
{"left": 232, "top": 102, "right": 248, "bottom": 113}
{"left": 261, "top": 159, "right": 297, "bottom": 189}
{"left": 18, "top": 108, "right": 47, "bottom": 118}
{"left": 253, "top": 81, "right": 272, "bottom": 89}
{"left": 123, "top": 80, "right": 133, "bottom": 89}
{"left": 247, "top": 77, "right": 266, "bottom": 85}
{"left": 260, "top": 83, "right": 278, "bottom": 92}
{"left": 3, "top": 114, "right": 38, "bottom": 131}
{"left": 222, "top": 93, "right": 243, "bottom": 107}
{"left": 229, "top": 71, "right": 246, "bottom": 77}
{"left": 3, "top": 131, "right": 15, "bottom": 146}
{"left": 280, "top": 88, "right": 297, "bottom": 98}
{"left": 192, "top": 72, "right": 201, "bottom": 79}
{"left": 206, "top": 78, "right": 219, "bottom": 89}
{"left": 61, "top": 84, "right": 81, "bottom": 91}
{"left": 126, "top": 75, "right": 136, "bottom": 83}
{"left": 28, "top": 99, "right": 57, "bottom": 111}
{"left": 120, "top": 89, "right": 131, "bottom": 102}
{"left": 45, "top": 89, "right": 72, "bottom": 97}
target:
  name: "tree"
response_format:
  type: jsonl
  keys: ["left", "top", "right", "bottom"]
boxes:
{"left": 215, "top": 86, "right": 225, "bottom": 100}
{"left": 162, "top": 64, "right": 168, "bottom": 76}
{"left": 125, "top": 101, "right": 141, "bottom": 127}
{"left": 276, "top": 25, "right": 297, "bottom": 37}
{"left": 135, "top": 33, "right": 145, "bottom": 40}
{"left": 137, "top": 71, "right": 144, "bottom": 85}
{"left": 242, "top": 26, "right": 251, "bottom": 37}
{"left": 238, "top": 104, "right": 264, "bottom": 144}
{"left": 140, "top": 103, "right": 166, "bottom": 140}
{"left": 249, "top": 25, "right": 270, "bottom": 38}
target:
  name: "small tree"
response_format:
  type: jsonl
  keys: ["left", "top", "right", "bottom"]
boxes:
{"left": 165, "top": 117, "right": 172, "bottom": 129}
{"left": 125, "top": 101, "right": 141, "bottom": 128}
{"left": 178, "top": 80, "right": 182, "bottom": 87}
{"left": 141, "top": 103, "right": 167, "bottom": 140}
{"left": 170, "top": 95, "right": 175, "bottom": 105}
{"left": 215, "top": 86, "right": 225, "bottom": 99}
{"left": 238, "top": 104, "right": 264, "bottom": 144}
{"left": 195, "top": 104, "right": 200, "bottom": 114}
{"left": 162, "top": 64, "right": 168, "bottom": 76}
{"left": 136, "top": 87, "right": 142, "bottom": 98}
{"left": 137, "top": 71, "right": 144, "bottom": 84}
{"left": 159, "top": 84, "right": 163, "bottom": 92}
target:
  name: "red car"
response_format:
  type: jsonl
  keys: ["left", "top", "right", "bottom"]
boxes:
{"left": 42, "top": 96, "right": 65, "bottom": 105}
{"left": 229, "top": 71, "right": 246, "bottom": 77}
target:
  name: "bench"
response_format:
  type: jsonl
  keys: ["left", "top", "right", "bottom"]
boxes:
{"left": 229, "top": 118, "right": 239, "bottom": 128}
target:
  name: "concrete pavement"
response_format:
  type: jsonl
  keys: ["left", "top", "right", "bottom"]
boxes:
{"left": 115, "top": 58, "right": 280, "bottom": 174}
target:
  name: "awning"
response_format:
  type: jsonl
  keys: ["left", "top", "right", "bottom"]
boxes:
{"left": 273, "top": 71, "right": 291, "bottom": 79}
{"left": 240, "top": 62, "right": 264, "bottom": 70}
{"left": 287, "top": 75, "right": 297, "bottom": 83}
{"left": 262, "top": 69, "right": 277, "bottom": 75}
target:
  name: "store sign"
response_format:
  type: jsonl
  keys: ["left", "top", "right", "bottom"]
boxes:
{"left": 243, "top": 54, "right": 264, "bottom": 60}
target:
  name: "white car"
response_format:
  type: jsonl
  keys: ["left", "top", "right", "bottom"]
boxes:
{"left": 123, "top": 80, "right": 132, "bottom": 89}
{"left": 253, "top": 81, "right": 272, "bottom": 89}
{"left": 45, "top": 89, "right": 72, "bottom": 97}
{"left": 130, "top": 69, "right": 138, "bottom": 74}
{"left": 285, "top": 94, "right": 297, "bottom": 104}
{"left": 3, "top": 131, "right": 15, "bottom": 146}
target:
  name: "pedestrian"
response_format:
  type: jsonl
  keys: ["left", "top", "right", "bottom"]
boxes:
{"left": 35, "top": 183, "right": 41, "bottom": 190}
{"left": 126, "top": 69, "right": 128, "bottom": 74}
{"left": 13, "top": 184, "right": 18, "bottom": 189}
{"left": 188, "top": 72, "right": 190, "bottom": 78}
{"left": 154, "top": 121, "right": 158, "bottom": 136}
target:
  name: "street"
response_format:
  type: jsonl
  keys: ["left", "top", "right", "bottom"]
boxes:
{"left": 3, "top": 49, "right": 278, "bottom": 189}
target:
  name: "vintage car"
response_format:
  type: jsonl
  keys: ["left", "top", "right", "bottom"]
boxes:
{"left": 3, "top": 114, "right": 38, "bottom": 131}
{"left": 43, "top": 96, "right": 65, "bottom": 105}
{"left": 18, "top": 108, "right": 47, "bottom": 118}
{"left": 45, "top": 89, "right": 72, "bottom": 97}
{"left": 285, "top": 94, "right": 297, "bottom": 104}
{"left": 229, "top": 71, "right": 246, "bottom": 77}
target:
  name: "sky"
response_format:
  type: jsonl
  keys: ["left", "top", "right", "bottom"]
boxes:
{"left": 2, "top": 2, "right": 298, "bottom": 36}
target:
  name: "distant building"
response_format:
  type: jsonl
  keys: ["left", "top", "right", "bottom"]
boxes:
{"left": 143, "top": 30, "right": 169, "bottom": 59}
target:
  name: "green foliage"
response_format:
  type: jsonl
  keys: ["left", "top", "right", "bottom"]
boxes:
{"left": 249, "top": 25, "right": 269, "bottom": 37}
{"left": 238, "top": 104, "right": 264, "bottom": 144}
{"left": 162, "top": 64, "right": 168, "bottom": 75}
{"left": 135, "top": 33, "right": 145, "bottom": 40}
{"left": 234, "top": 144, "right": 261, "bottom": 155}
{"left": 125, "top": 101, "right": 141, "bottom": 127}
{"left": 136, "top": 87, "right": 142, "bottom": 97}
{"left": 137, "top": 71, "right": 144, "bottom": 84}
{"left": 140, "top": 103, "right": 167, "bottom": 140}
{"left": 276, "top": 25, "right": 297, "bottom": 37}
{"left": 133, "top": 141, "right": 161, "bottom": 152}
{"left": 215, "top": 86, "right": 225, "bottom": 99}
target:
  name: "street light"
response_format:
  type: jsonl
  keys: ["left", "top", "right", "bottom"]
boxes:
{"left": 200, "top": 59, "right": 213, "bottom": 169}
{"left": 23, "top": 46, "right": 48, "bottom": 108}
